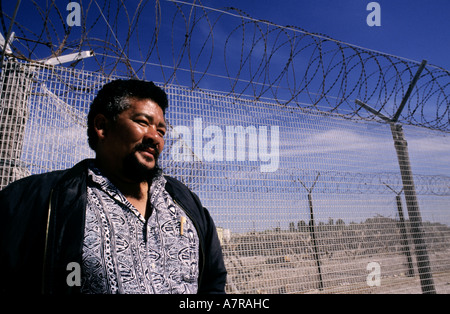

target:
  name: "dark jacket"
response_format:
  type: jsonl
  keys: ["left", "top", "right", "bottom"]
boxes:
{"left": 0, "top": 159, "right": 227, "bottom": 294}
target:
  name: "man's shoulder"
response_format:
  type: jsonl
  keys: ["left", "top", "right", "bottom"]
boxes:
{"left": 1, "top": 170, "right": 65, "bottom": 194}
{"left": 163, "top": 176, "right": 200, "bottom": 200}
{"left": 164, "top": 176, "right": 203, "bottom": 209}
{"left": 0, "top": 159, "right": 91, "bottom": 196}
{"left": 164, "top": 175, "right": 188, "bottom": 190}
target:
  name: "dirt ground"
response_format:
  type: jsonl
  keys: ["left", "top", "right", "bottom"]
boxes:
{"left": 224, "top": 248, "right": 450, "bottom": 294}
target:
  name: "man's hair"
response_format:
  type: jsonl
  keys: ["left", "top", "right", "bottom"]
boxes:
{"left": 87, "top": 79, "right": 169, "bottom": 150}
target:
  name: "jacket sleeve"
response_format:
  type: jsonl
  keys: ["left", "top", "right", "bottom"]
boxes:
{"left": 197, "top": 204, "right": 228, "bottom": 294}
{"left": 0, "top": 173, "right": 60, "bottom": 293}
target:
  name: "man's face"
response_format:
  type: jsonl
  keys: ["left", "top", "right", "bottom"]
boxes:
{"left": 98, "top": 97, "right": 167, "bottom": 182}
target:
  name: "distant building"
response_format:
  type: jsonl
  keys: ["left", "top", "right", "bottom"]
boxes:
{"left": 216, "top": 227, "right": 231, "bottom": 245}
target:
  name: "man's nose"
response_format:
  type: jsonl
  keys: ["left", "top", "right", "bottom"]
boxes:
{"left": 144, "top": 126, "right": 164, "bottom": 144}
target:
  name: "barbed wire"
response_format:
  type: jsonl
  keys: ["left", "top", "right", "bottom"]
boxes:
{"left": 1, "top": 0, "right": 449, "bottom": 131}
{"left": 164, "top": 159, "right": 450, "bottom": 196}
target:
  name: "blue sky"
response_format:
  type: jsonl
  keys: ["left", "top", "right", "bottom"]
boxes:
{"left": 200, "top": 0, "right": 450, "bottom": 70}
{"left": 2, "top": 1, "right": 449, "bottom": 231}
{"left": 2, "top": 0, "right": 449, "bottom": 71}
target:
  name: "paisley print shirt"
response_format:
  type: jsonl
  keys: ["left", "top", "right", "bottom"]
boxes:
{"left": 80, "top": 164, "right": 199, "bottom": 294}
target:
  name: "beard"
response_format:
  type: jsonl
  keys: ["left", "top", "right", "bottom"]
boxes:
{"left": 122, "top": 142, "right": 161, "bottom": 182}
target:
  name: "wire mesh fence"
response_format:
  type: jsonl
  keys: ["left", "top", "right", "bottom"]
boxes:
{"left": 1, "top": 58, "right": 450, "bottom": 294}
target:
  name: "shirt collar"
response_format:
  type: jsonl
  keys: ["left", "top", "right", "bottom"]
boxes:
{"left": 87, "top": 160, "right": 167, "bottom": 207}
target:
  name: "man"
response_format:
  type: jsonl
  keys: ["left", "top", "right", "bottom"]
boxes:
{"left": 0, "top": 79, "right": 227, "bottom": 294}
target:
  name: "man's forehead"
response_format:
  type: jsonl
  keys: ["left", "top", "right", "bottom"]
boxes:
{"left": 124, "top": 98, "right": 167, "bottom": 126}
{"left": 125, "top": 97, "right": 164, "bottom": 114}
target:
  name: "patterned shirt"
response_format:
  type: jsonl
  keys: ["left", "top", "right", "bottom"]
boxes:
{"left": 80, "top": 164, "right": 199, "bottom": 294}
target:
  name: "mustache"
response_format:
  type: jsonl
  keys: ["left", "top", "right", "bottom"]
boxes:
{"left": 134, "top": 141, "right": 160, "bottom": 157}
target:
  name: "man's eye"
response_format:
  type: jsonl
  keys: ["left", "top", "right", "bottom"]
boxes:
{"left": 136, "top": 120, "right": 148, "bottom": 126}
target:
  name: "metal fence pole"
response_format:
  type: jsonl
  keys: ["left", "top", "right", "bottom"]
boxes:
{"left": 300, "top": 173, "right": 324, "bottom": 291}
{"left": 390, "top": 123, "right": 435, "bottom": 293}
{"left": 355, "top": 59, "right": 436, "bottom": 294}
{"left": 395, "top": 195, "right": 414, "bottom": 277}
{"left": 307, "top": 192, "right": 324, "bottom": 291}
{"left": 0, "top": 60, "right": 33, "bottom": 189}
{"left": 395, "top": 194, "right": 415, "bottom": 277}
{"left": 384, "top": 183, "right": 415, "bottom": 278}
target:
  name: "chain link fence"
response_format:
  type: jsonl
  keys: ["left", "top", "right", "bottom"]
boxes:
{"left": 1, "top": 58, "right": 450, "bottom": 294}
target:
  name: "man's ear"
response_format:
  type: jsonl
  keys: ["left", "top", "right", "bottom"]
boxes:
{"left": 93, "top": 114, "right": 109, "bottom": 141}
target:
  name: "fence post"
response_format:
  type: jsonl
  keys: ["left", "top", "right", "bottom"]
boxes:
{"left": 395, "top": 194, "right": 415, "bottom": 277}
{"left": 355, "top": 59, "right": 436, "bottom": 294}
{"left": 300, "top": 173, "right": 324, "bottom": 291}
{"left": 384, "top": 183, "right": 415, "bottom": 278}
{"left": 0, "top": 60, "right": 33, "bottom": 189}
{"left": 307, "top": 192, "right": 324, "bottom": 291}
{"left": 390, "top": 123, "right": 435, "bottom": 293}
